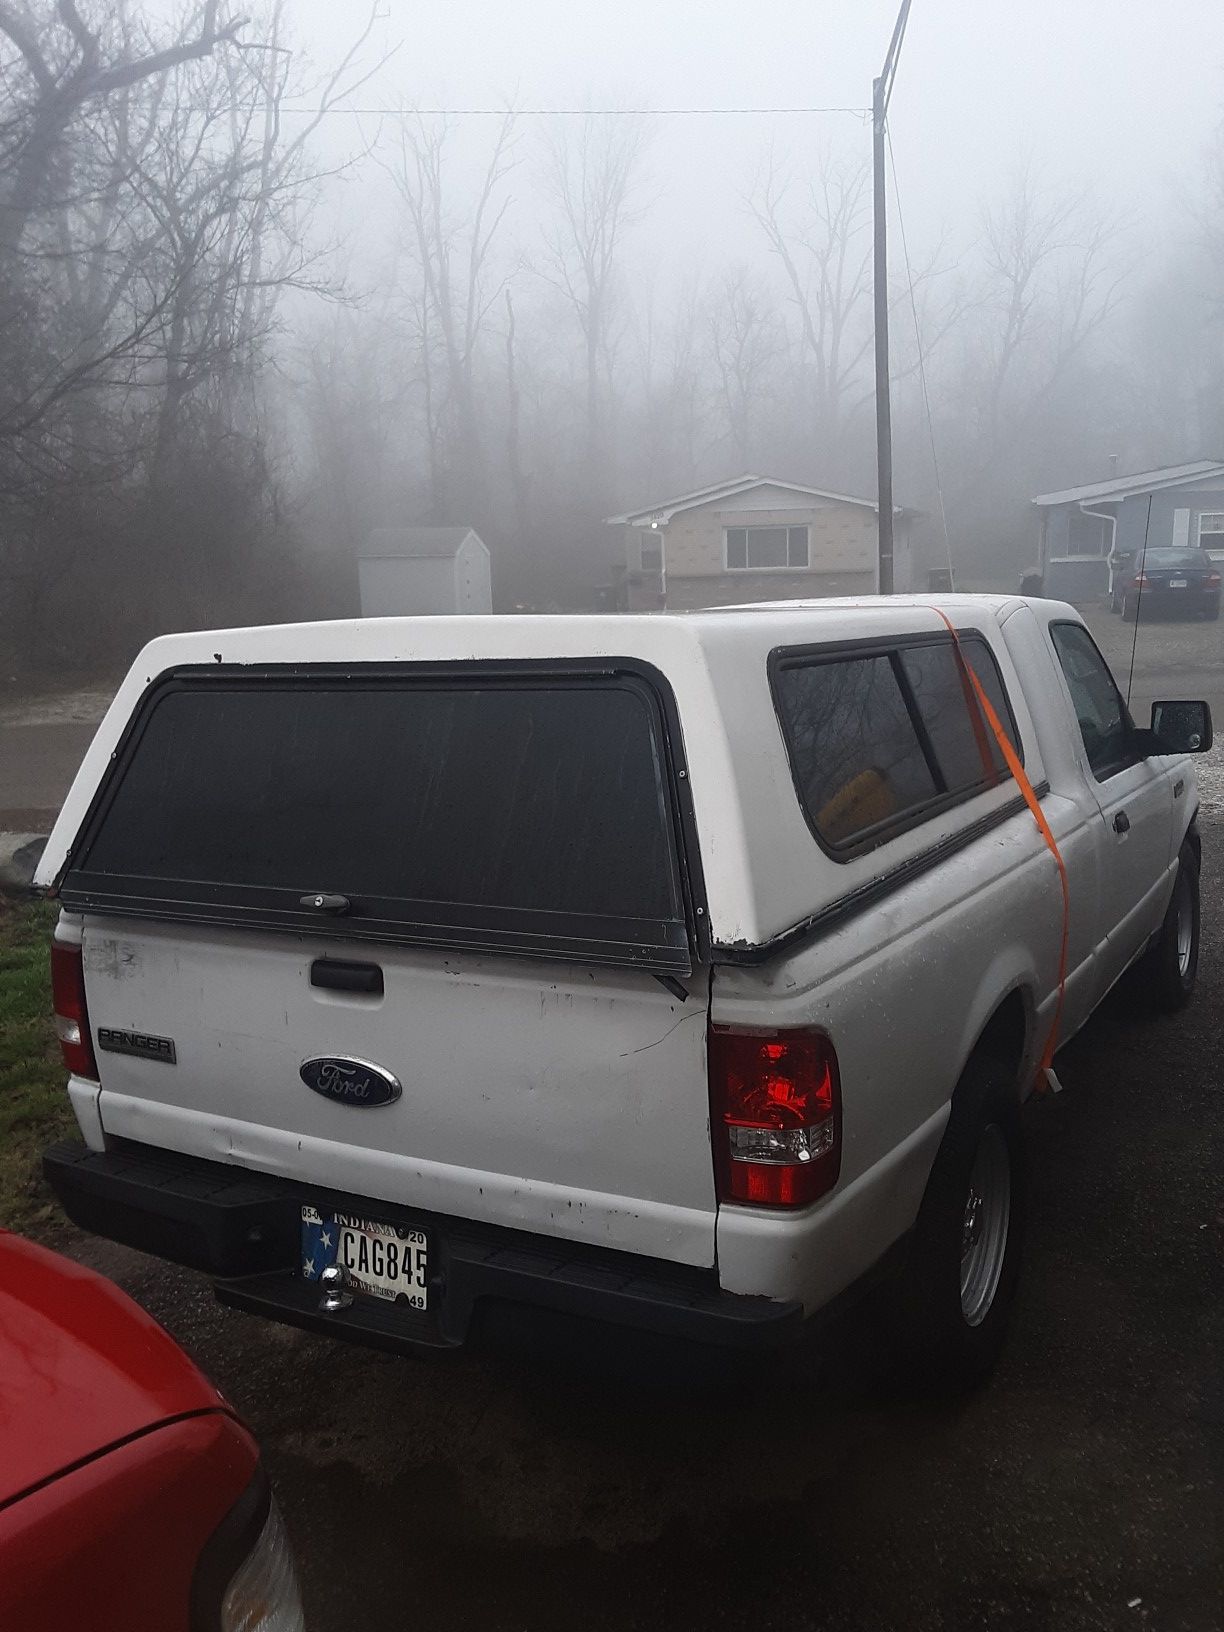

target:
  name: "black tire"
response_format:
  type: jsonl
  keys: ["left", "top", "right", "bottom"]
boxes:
{"left": 892, "top": 1054, "right": 1026, "bottom": 1392}
{"left": 1136, "top": 844, "right": 1200, "bottom": 1011}
{"left": 1207, "top": 604, "right": 1220, "bottom": 622}
{"left": 1122, "top": 596, "right": 1138, "bottom": 623}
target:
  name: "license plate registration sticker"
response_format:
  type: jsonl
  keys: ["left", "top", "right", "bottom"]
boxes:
{"left": 1170, "top": 578, "right": 1188, "bottom": 588}
{"left": 301, "top": 1205, "right": 428, "bottom": 1308}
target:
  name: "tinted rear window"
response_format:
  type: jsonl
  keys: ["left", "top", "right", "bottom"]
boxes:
{"left": 772, "top": 635, "right": 1020, "bottom": 854}
{"left": 1138, "top": 550, "right": 1210, "bottom": 570}
{"left": 63, "top": 669, "right": 694, "bottom": 969}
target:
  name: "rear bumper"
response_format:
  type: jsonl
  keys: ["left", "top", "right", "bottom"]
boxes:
{"left": 43, "top": 1140, "right": 802, "bottom": 1352}
{"left": 1125, "top": 588, "right": 1219, "bottom": 612}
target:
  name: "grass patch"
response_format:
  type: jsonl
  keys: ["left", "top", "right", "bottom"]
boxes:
{"left": 0, "top": 895, "right": 72, "bottom": 1230}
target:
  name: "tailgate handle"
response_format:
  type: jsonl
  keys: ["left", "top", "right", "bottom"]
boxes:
{"left": 300, "top": 892, "right": 351, "bottom": 915}
{"left": 310, "top": 958, "right": 384, "bottom": 996}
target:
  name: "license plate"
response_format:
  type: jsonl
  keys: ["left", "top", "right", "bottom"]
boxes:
{"left": 300, "top": 1205, "right": 428, "bottom": 1308}
{"left": 1169, "top": 578, "right": 1188, "bottom": 588}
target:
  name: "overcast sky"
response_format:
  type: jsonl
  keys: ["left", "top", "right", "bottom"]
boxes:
{"left": 280, "top": 0, "right": 1223, "bottom": 262}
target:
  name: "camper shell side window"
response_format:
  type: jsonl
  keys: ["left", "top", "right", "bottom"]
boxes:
{"left": 770, "top": 630, "right": 1023, "bottom": 860}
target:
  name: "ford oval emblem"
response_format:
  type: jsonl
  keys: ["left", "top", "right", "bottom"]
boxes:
{"left": 300, "top": 1056, "right": 402, "bottom": 1108}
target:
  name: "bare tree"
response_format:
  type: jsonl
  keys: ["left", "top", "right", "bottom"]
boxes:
{"left": 539, "top": 112, "right": 652, "bottom": 504}
{"left": 708, "top": 264, "right": 784, "bottom": 469}
{"left": 920, "top": 170, "right": 1129, "bottom": 582}
{"left": 384, "top": 111, "right": 518, "bottom": 522}
{"left": 969, "top": 170, "right": 1126, "bottom": 442}
{"left": 749, "top": 142, "right": 961, "bottom": 480}
{"left": 0, "top": 0, "right": 244, "bottom": 258}
{"left": 0, "top": 2, "right": 242, "bottom": 486}
{"left": 124, "top": 0, "right": 381, "bottom": 480}
{"left": 0, "top": 0, "right": 382, "bottom": 657}
{"left": 503, "top": 287, "right": 531, "bottom": 540}
{"left": 749, "top": 146, "right": 875, "bottom": 463}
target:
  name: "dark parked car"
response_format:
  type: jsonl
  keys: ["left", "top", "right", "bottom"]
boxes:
{"left": 0, "top": 1229, "right": 304, "bottom": 1632}
{"left": 1110, "top": 547, "right": 1221, "bottom": 620}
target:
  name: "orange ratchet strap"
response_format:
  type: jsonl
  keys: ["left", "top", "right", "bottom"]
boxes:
{"left": 932, "top": 609, "right": 1069, "bottom": 1094}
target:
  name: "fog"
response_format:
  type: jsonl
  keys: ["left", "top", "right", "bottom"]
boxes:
{"left": 2, "top": 0, "right": 1223, "bottom": 660}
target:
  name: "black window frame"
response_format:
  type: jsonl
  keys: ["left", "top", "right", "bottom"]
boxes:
{"left": 56, "top": 659, "right": 710, "bottom": 975}
{"left": 1048, "top": 620, "right": 1139, "bottom": 783}
{"left": 769, "top": 629, "right": 1024, "bottom": 862}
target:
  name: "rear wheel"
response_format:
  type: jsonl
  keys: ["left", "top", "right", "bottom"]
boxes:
{"left": 1207, "top": 602, "right": 1220, "bottom": 622}
{"left": 892, "top": 1054, "right": 1025, "bottom": 1392}
{"left": 1136, "top": 843, "right": 1200, "bottom": 1010}
{"left": 1122, "top": 596, "right": 1138, "bottom": 622}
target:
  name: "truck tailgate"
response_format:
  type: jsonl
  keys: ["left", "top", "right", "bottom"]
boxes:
{"left": 82, "top": 919, "right": 716, "bottom": 1267}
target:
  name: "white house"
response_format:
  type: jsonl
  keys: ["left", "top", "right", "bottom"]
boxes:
{"left": 606, "top": 475, "right": 914, "bottom": 611}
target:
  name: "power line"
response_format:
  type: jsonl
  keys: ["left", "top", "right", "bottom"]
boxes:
{"left": 263, "top": 104, "right": 871, "bottom": 118}
{"left": 887, "top": 125, "right": 955, "bottom": 591}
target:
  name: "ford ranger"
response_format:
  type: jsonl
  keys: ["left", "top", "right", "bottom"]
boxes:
{"left": 37, "top": 596, "right": 1212, "bottom": 1387}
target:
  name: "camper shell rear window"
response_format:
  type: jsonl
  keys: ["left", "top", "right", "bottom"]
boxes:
{"left": 59, "top": 662, "right": 702, "bottom": 972}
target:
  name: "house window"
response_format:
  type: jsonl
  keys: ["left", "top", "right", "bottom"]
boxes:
{"left": 1066, "top": 509, "right": 1110, "bottom": 558}
{"left": 1198, "top": 513, "right": 1224, "bottom": 552}
{"left": 725, "top": 526, "right": 809, "bottom": 571}
{"left": 638, "top": 531, "right": 664, "bottom": 574}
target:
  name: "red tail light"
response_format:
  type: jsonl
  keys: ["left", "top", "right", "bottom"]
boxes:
{"left": 709, "top": 1025, "right": 841, "bottom": 1207}
{"left": 1132, "top": 573, "right": 1150, "bottom": 588}
{"left": 51, "top": 936, "right": 98, "bottom": 1080}
{"left": 1207, "top": 573, "right": 1221, "bottom": 587}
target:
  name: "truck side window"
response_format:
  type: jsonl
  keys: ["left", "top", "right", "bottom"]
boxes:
{"left": 1049, "top": 622, "right": 1131, "bottom": 778}
{"left": 773, "top": 634, "right": 1020, "bottom": 855}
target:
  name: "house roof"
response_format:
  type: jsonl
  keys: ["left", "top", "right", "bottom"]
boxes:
{"left": 363, "top": 526, "right": 481, "bottom": 559}
{"left": 606, "top": 474, "right": 911, "bottom": 526}
{"left": 1032, "top": 461, "right": 1224, "bottom": 508}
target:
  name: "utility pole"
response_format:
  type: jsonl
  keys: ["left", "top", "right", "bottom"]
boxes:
{"left": 873, "top": 0, "right": 913, "bottom": 594}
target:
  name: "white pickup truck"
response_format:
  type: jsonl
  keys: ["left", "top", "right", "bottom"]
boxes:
{"left": 39, "top": 595, "right": 1211, "bottom": 1387}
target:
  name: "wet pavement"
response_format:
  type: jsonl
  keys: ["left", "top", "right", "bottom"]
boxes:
{"left": 0, "top": 721, "right": 96, "bottom": 831}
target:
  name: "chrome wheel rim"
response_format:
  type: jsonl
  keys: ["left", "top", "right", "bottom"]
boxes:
{"left": 960, "top": 1124, "right": 1011, "bottom": 1328}
{"left": 1175, "top": 874, "right": 1194, "bottom": 979}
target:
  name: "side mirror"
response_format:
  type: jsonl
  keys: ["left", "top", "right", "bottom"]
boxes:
{"left": 1149, "top": 700, "right": 1213, "bottom": 754}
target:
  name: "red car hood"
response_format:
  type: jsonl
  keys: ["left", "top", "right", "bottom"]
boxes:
{"left": 0, "top": 1232, "right": 227, "bottom": 1508}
